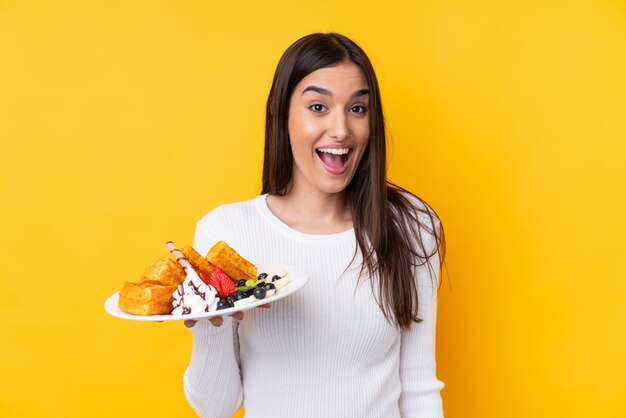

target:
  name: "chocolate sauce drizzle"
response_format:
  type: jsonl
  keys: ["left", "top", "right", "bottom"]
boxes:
{"left": 189, "top": 280, "right": 206, "bottom": 300}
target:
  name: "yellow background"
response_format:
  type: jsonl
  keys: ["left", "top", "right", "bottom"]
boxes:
{"left": 1, "top": 1, "right": 624, "bottom": 417}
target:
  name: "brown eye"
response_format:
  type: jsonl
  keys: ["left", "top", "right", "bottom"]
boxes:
{"left": 350, "top": 105, "right": 367, "bottom": 114}
{"left": 309, "top": 104, "right": 326, "bottom": 112}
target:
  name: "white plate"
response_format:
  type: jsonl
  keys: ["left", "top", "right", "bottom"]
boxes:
{"left": 104, "top": 263, "right": 308, "bottom": 322}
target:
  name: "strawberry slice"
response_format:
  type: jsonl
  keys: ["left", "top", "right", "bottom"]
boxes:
{"left": 209, "top": 267, "right": 236, "bottom": 299}
{"left": 197, "top": 272, "right": 209, "bottom": 286}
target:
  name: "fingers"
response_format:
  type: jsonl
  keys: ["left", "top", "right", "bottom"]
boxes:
{"left": 185, "top": 315, "right": 235, "bottom": 329}
{"left": 186, "top": 317, "right": 223, "bottom": 328}
{"left": 209, "top": 317, "right": 224, "bottom": 327}
{"left": 184, "top": 305, "right": 269, "bottom": 329}
{"left": 230, "top": 311, "right": 244, "bottom": 321}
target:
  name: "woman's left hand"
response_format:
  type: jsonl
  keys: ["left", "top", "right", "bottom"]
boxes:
{"left": 183, "top": 303, "right": 271, "bottom": 328}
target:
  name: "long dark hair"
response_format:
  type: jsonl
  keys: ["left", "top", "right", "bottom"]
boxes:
{"left": 262, "top": 33, "right": 445, "bottom": 330}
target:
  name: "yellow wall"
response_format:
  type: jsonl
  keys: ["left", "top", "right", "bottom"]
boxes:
{"left": 1, "top": 1, "right": 624, "bottom": 417}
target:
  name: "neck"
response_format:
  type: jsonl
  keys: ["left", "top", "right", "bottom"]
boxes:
{"left": 267, "top": 187, "right": 353, "bottom": 235}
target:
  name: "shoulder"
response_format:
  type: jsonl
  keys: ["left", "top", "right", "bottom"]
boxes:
{"left": 389, "top": 188, "right": 441, "bottom": 229}
{"left": 197, "top": 196, "right": 260, "bottom": 227}
{"left": 388, "top": 187, "right": 442, "bottom": 258}
{"left": 193, "top": 195, "right": 263, "bottom": 256}
{"left": 195, "top": 195, "right": 262, "bottom": 240}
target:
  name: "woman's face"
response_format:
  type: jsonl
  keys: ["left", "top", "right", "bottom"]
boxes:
{"left": 287, "top": 62, "right": 370, "bottom": 197}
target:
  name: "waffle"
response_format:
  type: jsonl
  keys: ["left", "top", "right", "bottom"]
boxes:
{"left": 118, "top": 257, "right": 185, "bottom": 315}
{"left": 206, "top": 240, "right": 257, "bottom": 281}
{"left": 181, "top": 246, "right": 216, "bottom": 281}
{"left": 141, "top": 257, "right": 185, "bottom": 286}
{"left": 118, "top": 280, "right": 178, "bottom": 315}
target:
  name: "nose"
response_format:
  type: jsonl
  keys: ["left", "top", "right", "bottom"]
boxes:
{"left": 327, "top": 111, "right": 348, "bottom": 141}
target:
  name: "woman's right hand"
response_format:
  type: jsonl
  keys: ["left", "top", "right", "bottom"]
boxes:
{"left": 184, "top": 304, "right": 270, "bottom": 328}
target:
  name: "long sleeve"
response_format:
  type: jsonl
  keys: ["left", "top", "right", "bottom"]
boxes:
{"left": 398, "top": 253, "right": 444, "bottom": 417}
{"left": 180, "top": 196, "right": 446, "bottom": 417}
{"left": 182, "top": 224, "right": 243, "bottom": 418}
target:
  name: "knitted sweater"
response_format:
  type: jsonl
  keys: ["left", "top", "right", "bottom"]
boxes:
{"left": 184, "top": 195, "right": 444, "bottom": 418}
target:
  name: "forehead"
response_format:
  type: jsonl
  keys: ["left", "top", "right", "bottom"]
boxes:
{"left": 295, "top": 62, "right": 368, "bottom": 93}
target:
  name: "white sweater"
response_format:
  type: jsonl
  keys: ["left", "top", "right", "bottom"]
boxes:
{"left": 184, "top": 195, "right": 444, "bottom": 418}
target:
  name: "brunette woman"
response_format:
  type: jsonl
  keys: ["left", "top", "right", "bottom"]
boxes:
{"left": 184, "top": 32, "right": 446, "bottom": 418}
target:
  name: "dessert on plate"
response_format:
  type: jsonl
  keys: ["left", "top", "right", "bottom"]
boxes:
{"left": 117, "top": 240, "right": 290, "bottom": 316}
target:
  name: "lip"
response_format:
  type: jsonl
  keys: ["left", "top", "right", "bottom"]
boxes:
{"left": 315, "top": 144, "right": 354, "bottom": 150}
{"left": 315, "top": 146, "right": 353, "bottom": 175}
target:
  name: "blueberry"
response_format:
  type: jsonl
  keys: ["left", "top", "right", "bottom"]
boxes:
{"left": 237, "top": 279, "right": 247, "bottom": 287}
{"left": 257, "top": 272, "right": 268, "bottom": 280}
{"left": 216, "top": 300, "right": 230, "bottom": 310}
{"left": 226, "top": 295, "right": 237, "bottom": 307}
{"left": 263, "top": 283, "right": 276, "bottom": 291}
{"left": 234, "top": 291, "right": 247, "bottom": 301}
{"left": 253, "top": 288, "right": 267, "bottom": 299}
{"left": 271, "top": 275, "right": 281, "bottom": 282}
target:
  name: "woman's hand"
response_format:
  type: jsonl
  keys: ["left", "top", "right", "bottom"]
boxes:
{"left": 184, "top": 304, "right": 271, "bottom": 328}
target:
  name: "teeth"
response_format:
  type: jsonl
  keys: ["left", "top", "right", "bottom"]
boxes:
{"left": 317, "top": 148, "right": 350, "bottom": 155}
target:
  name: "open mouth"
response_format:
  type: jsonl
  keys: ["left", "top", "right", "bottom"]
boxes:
{"left": 315, "top": 147, "right": 351, "bottom": 175}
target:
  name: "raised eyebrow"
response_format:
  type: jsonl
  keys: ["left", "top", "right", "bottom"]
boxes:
{"left": 302, "top": 86, "right": 332, "bottom": 96}
{"left": 301, "top": 86, "right": 370, "bottom": 98}
{"left": 351, "top": 88, "right": 370, "bottom": 98}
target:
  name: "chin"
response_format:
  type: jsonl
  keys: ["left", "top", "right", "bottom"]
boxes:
{"left": 315, "top": 179, "right": 353, "bottom": 195}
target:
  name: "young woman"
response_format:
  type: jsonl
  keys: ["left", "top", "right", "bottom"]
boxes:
{"left": 184, "top": 33, "right": 446, "bottom": 418}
